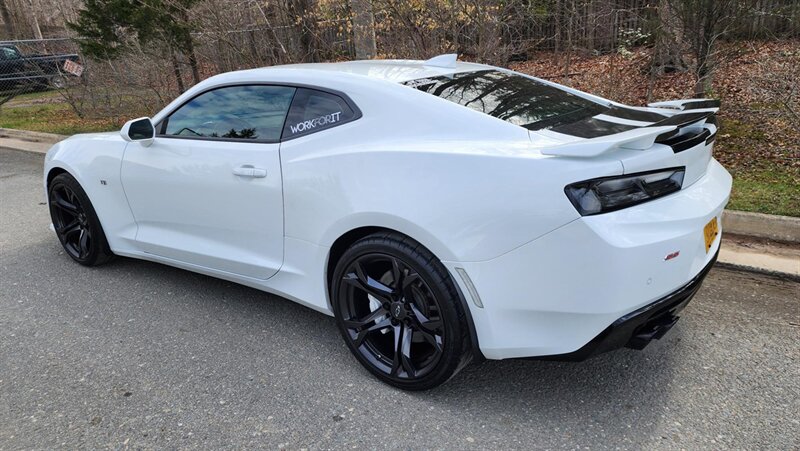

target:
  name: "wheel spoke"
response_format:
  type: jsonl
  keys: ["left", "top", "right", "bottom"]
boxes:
{"left": 78, "top": 229, "right": 89, "bottom": 258}
{"left": 390, "top": 323, "right": 416, "bottom": 377}
{"left": 58, "top": 219, "right": 81, "bottom": 236}
{"left": 343, "top": 261, "right": 394, "bottom": 300}
{"left": 390, "top": 323, "right": 402, "bottom": 376}
{"left": 401, "top": 272, "right": 421, "bottom": 302}
{"left": 343, "top": 307, "right": 388, "bottom": 329}
{"left": 51, "top": 192, "right": 78, "bottom": 214}
{"left": 390, "top": 256, "right": 403, "bottom": 289}
{"left": 410, "top": 303, "right": 442, "bottom": 333}
{"left": 352, "top": 317, "right": 391, "bottom": 348}
{"left": 400, "top": 324, "right": 415, "bottom": 376}
{"left": 418, "top": 328, "right": 444, "bottom": 354}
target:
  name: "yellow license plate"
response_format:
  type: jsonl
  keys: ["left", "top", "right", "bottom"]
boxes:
{"left": 703, "top": 216, "right": 719, "bottom": 253}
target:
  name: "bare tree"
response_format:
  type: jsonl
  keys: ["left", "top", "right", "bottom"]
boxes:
{"left": 665, "top": 0, "right": 745, "bottom": 96}
{"left": 0, "top": 0, "right": 15, "bottom": 38}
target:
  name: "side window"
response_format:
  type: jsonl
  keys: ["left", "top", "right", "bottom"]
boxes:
{"left": 282, "top": 88, "right": 358, "bottom": 139}
{"left": 160, "top": 85, "right": 295, "bottom": 142}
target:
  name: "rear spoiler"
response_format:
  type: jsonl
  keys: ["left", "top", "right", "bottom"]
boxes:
{"left": 652, "top": 108, "right": 719, "bottom": 153}
{"left": 647, "top": 98, "right": 720, "bottom": 112}
{"left": 541, "top": 126, "right": 676, "bottom": 157}
{"left": 541, "top": 107, "right": 719, "bottom": 157}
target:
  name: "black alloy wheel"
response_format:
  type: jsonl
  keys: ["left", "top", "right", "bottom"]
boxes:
{"left": 332, "top": 233, "right": 471, "bottom": 390}
{"left": 48, "top": 173, "right": 113, "bottom": 266}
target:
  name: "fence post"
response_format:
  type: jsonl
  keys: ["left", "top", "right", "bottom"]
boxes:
{"left": 350, "top": 0, "right": 376, "bottom": 59}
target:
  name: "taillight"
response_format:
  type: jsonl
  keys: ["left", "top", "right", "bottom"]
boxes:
{"left": 564, "top": 167, "right": 685, "bottom": 216}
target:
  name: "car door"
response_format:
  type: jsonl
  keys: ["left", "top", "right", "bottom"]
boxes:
{"left": 120, "top": 84, "right": 295, "bottom": 280}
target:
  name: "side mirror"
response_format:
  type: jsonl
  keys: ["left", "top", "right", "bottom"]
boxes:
{"left": 121, "top": 117, "right": 155, "bottom": 147}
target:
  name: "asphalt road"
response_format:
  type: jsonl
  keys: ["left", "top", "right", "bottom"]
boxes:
{"left": 1, "top": 148, "right": 798, "bottom": 450}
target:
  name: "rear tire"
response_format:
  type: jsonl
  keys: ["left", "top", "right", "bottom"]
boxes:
{"left": 48, "top": 173, "right": 114, "bottom": 266}
{"left": 331, "top": 232, "right": 472, "bottom": 390}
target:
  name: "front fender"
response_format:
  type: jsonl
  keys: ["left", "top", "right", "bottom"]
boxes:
{"left": 44, "top": 133, "right": 138, "bottom": 252}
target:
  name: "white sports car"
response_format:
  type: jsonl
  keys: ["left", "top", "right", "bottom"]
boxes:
{"left": 44, "top": 54, "right": 731, "bottom": 390}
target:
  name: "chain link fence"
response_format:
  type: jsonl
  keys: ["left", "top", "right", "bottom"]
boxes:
{"left": 0, "top": 38, "right": 82, "bottom": 106}
{"left": 1, "top": 17, "right": 355, "bottom": 126}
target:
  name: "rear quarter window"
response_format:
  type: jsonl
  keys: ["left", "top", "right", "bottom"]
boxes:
{"left": 281, "top": 88, "right": 359, "bottom": 139}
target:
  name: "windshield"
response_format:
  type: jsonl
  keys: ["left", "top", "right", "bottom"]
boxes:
{"left": 0, "top": 46, "right": 21, "bottom": 59}
{"left": 402, "top": 70, "right": 608, "bottom": 131}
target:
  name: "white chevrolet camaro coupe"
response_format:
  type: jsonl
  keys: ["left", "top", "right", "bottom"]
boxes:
{"left": 44, "top": 54, "right": 731, "bottom": 390}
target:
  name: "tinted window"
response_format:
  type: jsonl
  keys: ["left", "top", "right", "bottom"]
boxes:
{"left": 282, "top": 89, "right": 357, "bottom": 139}
{"left": 403, "top": 70, "right": 607, "bottom": 130}
{"left": 161, "top": 85, "right": 295, "bottom": 141}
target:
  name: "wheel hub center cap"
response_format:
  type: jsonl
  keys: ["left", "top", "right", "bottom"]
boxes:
{"left": 390, "top": 302, "right": 406, "bottom": 320}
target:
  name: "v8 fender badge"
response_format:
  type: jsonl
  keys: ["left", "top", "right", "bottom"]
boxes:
{"left": 664, "top": 250, "right": 680, "bottom": 261}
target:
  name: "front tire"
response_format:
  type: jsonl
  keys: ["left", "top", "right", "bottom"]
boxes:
{"left": 48, "top": 173, "right": 114, "bottom": 266}
{"left": 331, "top": 232, "right": 472, "bottom": 390}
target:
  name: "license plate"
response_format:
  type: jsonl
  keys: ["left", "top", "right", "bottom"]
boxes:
{"left": 703, "top": 216, "right": 719, "bottom": 253}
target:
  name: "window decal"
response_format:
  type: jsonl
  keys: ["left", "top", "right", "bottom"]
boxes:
{"left": 289, "top": 111, "right": 343, "bottom": 134}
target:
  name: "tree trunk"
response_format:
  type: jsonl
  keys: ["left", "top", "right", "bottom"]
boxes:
{"left": 288, "top": 0, "right": 318, "bottom": 63}
{"left": 0, "top": 0, "right": 15, "bottom": 39}
{"left": 170, "top": 50, "right": 186, "bottom": 94}
{"left": 177, "top": 9, "right": 201, "bottom": 84}
{"left": 693, "top": 0, "right": 717, "bottom": 97}
{"left": 652, "top": 0, "right": 687, "bottom": 75}
{"left": 27, "top": 0, "right": 43, "bottom": 40}
{"left": 349, "top": 0, "right": 376, "bottom": 59}
{"left": 187, "top": 45, "right": 201, "bottom": 85}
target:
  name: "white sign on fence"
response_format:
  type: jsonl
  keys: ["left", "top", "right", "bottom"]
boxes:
{"left": 63, "top": 60, "right": 84, "bottom": 77}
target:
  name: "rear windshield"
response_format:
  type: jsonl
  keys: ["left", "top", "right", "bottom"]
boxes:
{"left": 402, "top": 70, "right": 607, "bottom": 130}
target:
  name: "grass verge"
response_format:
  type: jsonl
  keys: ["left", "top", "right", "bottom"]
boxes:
{"left": 727, "top": 165, "right": 799, "bottom": 217}
{"left": 0, "top": 101, "right": 118, "bottom": 136}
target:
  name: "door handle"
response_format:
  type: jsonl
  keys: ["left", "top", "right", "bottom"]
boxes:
{"left": 232, "top": 166, "right": 267, "bottom": 178}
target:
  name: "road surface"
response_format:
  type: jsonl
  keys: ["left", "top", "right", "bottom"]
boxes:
{"left": 1, "top": 148, "right": 798, "bottom": 449}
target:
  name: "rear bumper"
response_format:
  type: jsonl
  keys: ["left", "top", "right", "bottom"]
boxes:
{"left": 538, "top": 248, "right": 717, "bottom": 361}
{"left": 444, "top": 158, "right": 732, "bottom": 360}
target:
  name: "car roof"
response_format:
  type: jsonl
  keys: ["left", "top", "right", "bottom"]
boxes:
{"left": 215, "top": 58, "right": 494, "bottom": 86}
{"left": 279, "top": 59, "right": 492, "bottom": 83}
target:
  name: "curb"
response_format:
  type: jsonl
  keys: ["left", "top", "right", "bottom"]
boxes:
{"left": 0, "top": 127, "right": 66, "bottom": 143}
{"left": 722, "top": 210, "right": 800, "bottom": 244}
{"left": 716, "top": 261, "right": 800, "bottom": 284}
{"left": 0, "top": 127, "right": 66, "bottom": 154}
